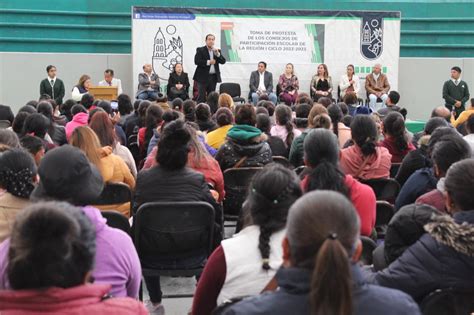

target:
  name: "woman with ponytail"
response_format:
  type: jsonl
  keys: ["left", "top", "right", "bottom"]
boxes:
{"left": 380, "top": 111, "right": 415, "bottom": 163}
{"left": 218, "top": 191, "right": 421, "bottom": 315}
{"left": 302, "top": 128, "right": 376, "bottom": 236}
{"left": 340, "top": 115, "right": 392, "bottom": 180}
{"left": 271, "top": 105, "right": 301, "bottom": 155}
{"left": 327, "top": 104, "right": 351, "bottom": 148}
{"left": 0, "top": 149, "right": 37, "bottom": 242}
{"left": 192, "top": 164, "right": 302, "bottom": 315}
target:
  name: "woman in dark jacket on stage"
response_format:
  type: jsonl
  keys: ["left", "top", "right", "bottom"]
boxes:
{"left": 167, "top": 63, "right": 190, "bottom": 101}
{"left": 367, "top": 158, "right": 474, "bottom": 302}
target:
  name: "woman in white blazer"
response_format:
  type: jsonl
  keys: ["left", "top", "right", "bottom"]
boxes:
{"left": 339, "top": 64, "right": 360, "bottom": 98}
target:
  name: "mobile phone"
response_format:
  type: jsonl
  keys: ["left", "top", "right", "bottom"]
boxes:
{"left": 111, "top": 101, "right": 118, "bottom": 111}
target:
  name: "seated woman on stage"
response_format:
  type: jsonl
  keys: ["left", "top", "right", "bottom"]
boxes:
{"left": 278, "top": 63, "right": 299, "bottom": 106}
{"left": 339, "top": 64, "right": 360, "bottom": 99}
{"left": 166, "top": 63, "right": 190, "bottom": 101}
{"left": 310, "top": 63, "right": 333, "bottom": 102}
{"left": 71, "top": 74, "right": 91, "bottom": 102}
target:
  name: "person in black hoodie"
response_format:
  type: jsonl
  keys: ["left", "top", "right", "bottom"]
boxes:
{"left": 367, "top": 158, "right": 474, "bottom": 302}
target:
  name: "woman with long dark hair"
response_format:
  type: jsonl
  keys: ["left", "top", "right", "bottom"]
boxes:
{"left": 380, "top": 112, "right": 415, "bottom": 163}
{"left": 340, "top": 115, "right": 392, "bottom": 180}
{"left": 270, "top": 105, "right": 301, "bottom": 155}
{"left": 192, "top": 164, "right": 302, "bottom": 315}
{"left": 302, "top": 128, "right": 376, "bottom": 236}
{"left": 310, "top": 63, "right": 333, "bottom": 102}
{"left": 218, "top": 190, "right": 420, "bottom": 315}
{"left": 327, "top": 104, "right": 351, "bottom": 148}
{"left": 166, "top": 62, "right": 190, "bottom": 101}
{"left": 89, "top": 111, "right": 137, "bottom": 178}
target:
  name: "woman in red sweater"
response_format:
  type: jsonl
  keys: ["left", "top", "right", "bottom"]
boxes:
{"left": 301, "top": 129, "right": 376, "bottom": 236}
{"left": 379, "top": 111, "right": 415, "bottom": 163}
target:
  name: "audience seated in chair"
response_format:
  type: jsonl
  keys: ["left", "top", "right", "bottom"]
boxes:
{"left": 328, "top": 103, "right": 351, "bottom": 148}
{"left": 340, "top": 115, "right": 392, "bottom": 180}
{"left": 415, "top": 134, "right": 471, "bottom": 212}
{"left": 397, "top": 117, "right": 449, "bottom": 186}
{"left": 215, "top": 104, "right": 272, "bottom": 171}
{"left": 0, "top": 145, "right": 141, "bottom": 298}
{"left": 0, "top": 149, "right": 37, "bottom": 243}
{"left": 256, "top": 113, "right": 287, "bottom": 158}
{"left": 270, "top": 105, "right": 301, "bottom": 156}
{"left": 206, "top": 107, "right": 234, "bottom": 150}
{"left": 0, "top": 201, "right": 146, "bottom": 314}
{"left": 143, "top": 121, "right": 225, "bottom": 202}
{"left": 463, "top": 113, "right": 474, "bottom": 156}
{"left": 301, "top": 129, "right": 376, "bottom": 237}
{"left": 132, "top": 120, "right": 223, "bottom": 312}
{"left": 395, "top": 127, "right": 461, "bottom": 210}
{"left": 69, "top": 126, "right": 135, "bottom": 217}
{"left": 196, "top": 103, "right": 217, "bottom": 133}
{"left": 366, "top": 158, "right": 474, "bottom": 302}
{"left": 379, "top": 112, "right": 415, "bottom": 163}
{"left": 218, "top": 191, "right": 420, "bottom": 315}
{"left": 289, "top": 104, "right": 328, "bottom": 167}
{"left": 192, "top": 164, "right": 302, "bottom": 315}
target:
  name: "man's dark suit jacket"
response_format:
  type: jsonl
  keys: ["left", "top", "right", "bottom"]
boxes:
{"left": 193, "top": 46, "right": 226, "bottom": 83}
{"left": 249, "top": 70, "right": 274, "bottom": 94}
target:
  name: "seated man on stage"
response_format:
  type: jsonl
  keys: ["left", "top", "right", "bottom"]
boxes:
{"left": 365, "top": 63, "right": 390, "bottom": 111}
{"left": 98, "top": 69, "right": 123, "bottom": 95}
{"left": 136, "top": 64, "right": 160, "bottom": 101}
{"left": 249, "top": 61, "right": 277, "bottom": 105}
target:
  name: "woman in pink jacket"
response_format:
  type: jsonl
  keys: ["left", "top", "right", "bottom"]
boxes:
{"left": 65, "top": 104, "right": 89, "bottom": 140}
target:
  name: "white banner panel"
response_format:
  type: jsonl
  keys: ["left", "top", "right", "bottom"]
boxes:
{"left": 132, "top": 7, "right": 401, "bottom": 99}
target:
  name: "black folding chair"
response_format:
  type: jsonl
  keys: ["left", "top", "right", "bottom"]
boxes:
{"left": 127, "top": 133, "right": 140, "bottom": 168}
{"left": 223, "top": 167, "right": 262, "bottom": 221}
{"left": 375, "top": 201, "right": 395, "bottom": 239}
{"left": 360, "top": 178, "right": 400, "bottom": 203}
{"left": 360, "top": 236, "right": 377, "bottom": 265}
{"left": 134, "top": 201, "right": 215, "bottom": 300}
{"left": 101, "top": 210, "right": 131, "bottom": 235}
{"left": 272, "top": 156, "right": 293, "bottom": 169}
{"left": 420, "top": 288, "right": 474, "bottom": 315}
{"left": 219, "top": 83, "right": 246, "bottom": 104}
{"left": 94, "top": 182, "right": 132, "bottom": 206}
{"left": 390, "top": 163, "right": 401, "bottom": 178}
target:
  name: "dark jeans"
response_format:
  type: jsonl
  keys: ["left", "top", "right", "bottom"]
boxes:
{"left": 143, "top": 254, "right": 207, "bottom": 303}
{"left": 137, "top": 90, "right": 159, "bottom": 101}
{"left": 196, "top": 74, "right": 218, "bottom": 103}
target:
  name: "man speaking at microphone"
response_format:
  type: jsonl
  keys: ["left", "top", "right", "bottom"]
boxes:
{"left": 193, "top": 34, "right": 226, "bottom": 103}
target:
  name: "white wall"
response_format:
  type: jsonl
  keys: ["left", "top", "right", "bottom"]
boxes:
{"left": 1, "top": 52, "right": 473, "bottom": 121}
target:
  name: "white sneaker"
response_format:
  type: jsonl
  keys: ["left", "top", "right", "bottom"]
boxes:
{"left": 144, "top": 300, "right": 165, "bottom": 315}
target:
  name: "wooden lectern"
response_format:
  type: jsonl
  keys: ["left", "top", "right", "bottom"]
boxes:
{"left": 88, "top": 86, "right": 118, "bottom": 101}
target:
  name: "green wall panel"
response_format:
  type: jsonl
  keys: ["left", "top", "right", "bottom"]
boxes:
{"left": 1, "top": 1, "right": 473, "bottom": 57}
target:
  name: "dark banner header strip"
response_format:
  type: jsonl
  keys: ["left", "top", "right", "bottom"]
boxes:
{"left": 132, "top": 6, "right": 400, "bottom": 19}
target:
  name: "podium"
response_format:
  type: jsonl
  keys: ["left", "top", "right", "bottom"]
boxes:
{"left": 88, "top": 86, "right": 118, "bottom": 101}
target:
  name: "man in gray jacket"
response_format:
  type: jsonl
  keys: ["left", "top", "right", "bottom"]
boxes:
{"left": 136, "top": 64, "right": 160, "bottom": 100}
{"left": 249, "top": 61, "right": 277, "bottom": 105}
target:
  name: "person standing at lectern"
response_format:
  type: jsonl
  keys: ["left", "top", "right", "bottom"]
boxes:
{"left": 193, "top": 34, "right": 226, "bottom": 103}
{"left": 40, "top": 65, "right": 65, "bottom": 105}
{"left": 98, "top": 69, "right": 123, "bottom": 96}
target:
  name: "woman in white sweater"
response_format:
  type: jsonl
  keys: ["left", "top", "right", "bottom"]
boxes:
{"left": 192, "top": 164, "right": 302, "bottom": 315}
{"left": 71, "top": 74, "right": 91, "bottom": 102}
{"left": 339, "top": 64, "right": 360, "bottom": 98}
